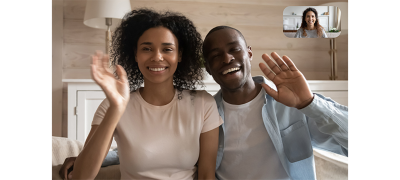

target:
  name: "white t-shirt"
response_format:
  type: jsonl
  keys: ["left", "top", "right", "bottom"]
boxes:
{"left": 92, "top": 89, "right": 223, "bottom": 180}
{"left": 216, "top": 88, "right": 290, "bottom": 180}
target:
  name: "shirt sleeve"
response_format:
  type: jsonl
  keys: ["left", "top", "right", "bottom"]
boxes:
{"left": 91, "top": 98, "right": 110, "bottom": 126}
{"left": 300, "top": 93, "right": 348, "bottom": 156}
{"left": 201, "top": 91, "right": 223, "bottom": 133}
{"left": 322, "top": 29, "right": 328, "bottom": 38}
{"left": 294, "top": 28, "right": 302, "bottom": 38}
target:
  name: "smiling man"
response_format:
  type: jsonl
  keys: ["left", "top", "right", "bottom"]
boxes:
{"left": 202, "top": 26, "right": 347, "bottom": 180}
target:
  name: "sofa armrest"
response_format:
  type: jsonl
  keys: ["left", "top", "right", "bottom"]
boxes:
{"left": 314, "top": 148, "right": 348, "bottom": 180}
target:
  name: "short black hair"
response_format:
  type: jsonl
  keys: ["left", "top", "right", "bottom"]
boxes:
{"left": 110, "top": 8, "right": 204, "bottom": 94}
{"left": 204, "top": 26, "right": 247, "bottom": 46}
{"left": 202, "top": 26, "right": 248, "bottom": 61}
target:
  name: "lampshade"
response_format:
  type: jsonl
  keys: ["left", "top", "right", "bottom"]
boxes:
{"left": 84, "top": 0, "right": 132, "bottom": 30}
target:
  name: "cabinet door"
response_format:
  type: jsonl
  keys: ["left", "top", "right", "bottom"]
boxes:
{"left": 319, "top": 16, "right": 329, "bottom": 31}
{"left": 77, "top": 91, "right": 117, "bottom": 147}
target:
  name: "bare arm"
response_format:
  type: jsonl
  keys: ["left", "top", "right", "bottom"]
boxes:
{"left": 72, "top": 106, "right": 125, "bottom": 179}
{"left": 197, "top": 127, "right": 219, "bottom": 180}
{"left": 59, "top": 125, "right": 105, "bottom": 179}
{"left": 71, "top": 51, "right": 130, "bottom": 180}
{"left": 84, "top": 125, "right": 113, "bottom": 160}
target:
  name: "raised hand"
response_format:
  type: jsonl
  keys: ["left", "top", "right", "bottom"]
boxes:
{"left": 91, "top": 51, "right": 130, "bottom": 107}
{"left": 259, "top": 52, "right": 314, "bottom": 109}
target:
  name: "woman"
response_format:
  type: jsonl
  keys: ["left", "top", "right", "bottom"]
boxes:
{"left": 294, "top": 7, "right": 327, "bottom": 38}
{"left": 71, "top": 9, "right": 222, "bottom": 180}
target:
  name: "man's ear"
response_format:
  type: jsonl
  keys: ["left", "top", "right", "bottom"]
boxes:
{"left": 247, "top": 46, "right": 253, "bottom": 61}
{"left": 204, "top": 58, "right": 211, "bottom": 75}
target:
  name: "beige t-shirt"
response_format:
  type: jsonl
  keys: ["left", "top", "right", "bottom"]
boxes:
{"left": 92, "top": 89, "right": 223, "bottom": 180}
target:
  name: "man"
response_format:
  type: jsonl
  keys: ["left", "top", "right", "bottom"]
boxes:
{"left": 60, "top": 26, "right": 348, "bottom": 180}
{"left": 202, "top": 26, "right": 347, "bottom": 180}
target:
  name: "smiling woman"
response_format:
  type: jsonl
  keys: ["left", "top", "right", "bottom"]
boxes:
{"left": 63, "top": 8, "right": 223, "bottom": 180}
{"left": 111, "top": 9, "right": 205, "bottom": 94}
{"left": 294, "top": 7, "right": 327, "bottom": 38}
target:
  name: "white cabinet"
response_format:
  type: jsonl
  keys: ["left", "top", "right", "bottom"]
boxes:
{"left": 64, "top": 80, "right": 108, "bottom": 145}
{"left": 64, "top": 79, "right": 347, "bottom": 145}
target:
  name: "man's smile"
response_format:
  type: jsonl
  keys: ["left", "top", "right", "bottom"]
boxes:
{"left": 222, "top": 67, "right": 241, "bottom": 75}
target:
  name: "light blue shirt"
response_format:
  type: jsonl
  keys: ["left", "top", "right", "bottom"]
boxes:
{"left": 214, "top": 76, "right": 348, "bottom": 180}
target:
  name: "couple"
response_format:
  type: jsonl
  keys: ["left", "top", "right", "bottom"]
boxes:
{"left": 59, "top": 8, "right": 348, "bottom": 180}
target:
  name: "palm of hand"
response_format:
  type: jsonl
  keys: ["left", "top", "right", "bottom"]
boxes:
{"left": 91, "top": 51, "right": 130, "bottom": 107}
{"left": 259, "top": 52, "right": 313, "bottom": 109}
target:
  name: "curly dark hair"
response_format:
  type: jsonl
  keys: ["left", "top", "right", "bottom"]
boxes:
{"left": 300, "top": 7, "right": 325, "bottom": 37}
{"left": 110, "top": 8, "right": 204, "bottom": 96}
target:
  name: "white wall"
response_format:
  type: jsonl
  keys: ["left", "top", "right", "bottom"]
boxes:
{"left": 328, "top": 6, "right": 335, "bottom": 30}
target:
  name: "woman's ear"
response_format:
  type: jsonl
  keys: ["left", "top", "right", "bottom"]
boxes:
{"left": 178, "top": 51, "right": 183, "bottom": 62}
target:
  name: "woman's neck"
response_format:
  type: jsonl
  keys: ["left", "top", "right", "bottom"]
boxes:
{"left": 139, "top": 79, "right": 176, "bottom": 106}
{"left": 306, "top": 25, "right": 315, "bottom": 30}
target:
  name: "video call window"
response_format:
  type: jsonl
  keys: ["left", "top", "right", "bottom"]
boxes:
{"left": 283, "top": 6, "right": 342, "bottom": 38}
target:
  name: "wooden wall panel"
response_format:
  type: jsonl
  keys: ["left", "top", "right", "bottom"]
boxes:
{"left": 53, "top": 0, "right": 63, "bottom": 137}
{"left": 60, "top": 0, "right": 348, "bottom": 134}
{"left": 129, "top": 0, "right": 347, "bottom": 6}
{"left": 63, "top": 43, "right": 104, "bottom": 68}
{"left": 250, "top": 49, "right": 348, "bottom": 71}
{"left": 63, "top": 0, "right": 86, "bottom": 20}
{"left": 251, "top": 70, "right": 348, "bottom": 80}
{"left": 197, "top": 25, "right": 348, "bottom": 51}
{"left": 62, "top": 0, "right": 348, "bottom": 79}
{"left": 64, "top": 19, "right": 104, "bottom": 44}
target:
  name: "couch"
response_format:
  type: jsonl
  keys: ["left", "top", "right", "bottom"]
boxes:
{"left": 52, "top": 136, "right": 347, "bottom": 180}
{"left": 52, "top": 136, "right": 120, "bottom": 180}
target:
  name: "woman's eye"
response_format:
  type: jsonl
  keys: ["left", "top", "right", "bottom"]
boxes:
{"left": 143, "top": 47, "right": 151, "bottom": 51}
{"left": 165, "top": 48, "right": 173, "bottom": 52}
{"left": 212, "top": 55, "right": 220, "bottom": 60}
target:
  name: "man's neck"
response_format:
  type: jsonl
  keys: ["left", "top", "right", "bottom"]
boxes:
{"left": 221, "top": 77, "right": 262, "bottom": 105}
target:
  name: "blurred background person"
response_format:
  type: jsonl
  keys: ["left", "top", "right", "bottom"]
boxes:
{"left": 295, "top": 7, "right": 327, "bottom": 38}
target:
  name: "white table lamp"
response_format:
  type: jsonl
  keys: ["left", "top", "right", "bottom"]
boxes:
{"left": 84, "top": 0, "right": 132, "bottom": 54}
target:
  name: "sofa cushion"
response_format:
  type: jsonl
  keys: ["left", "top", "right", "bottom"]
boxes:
{"left": 52, "top": 136, "right": 83, "bottom": 166}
